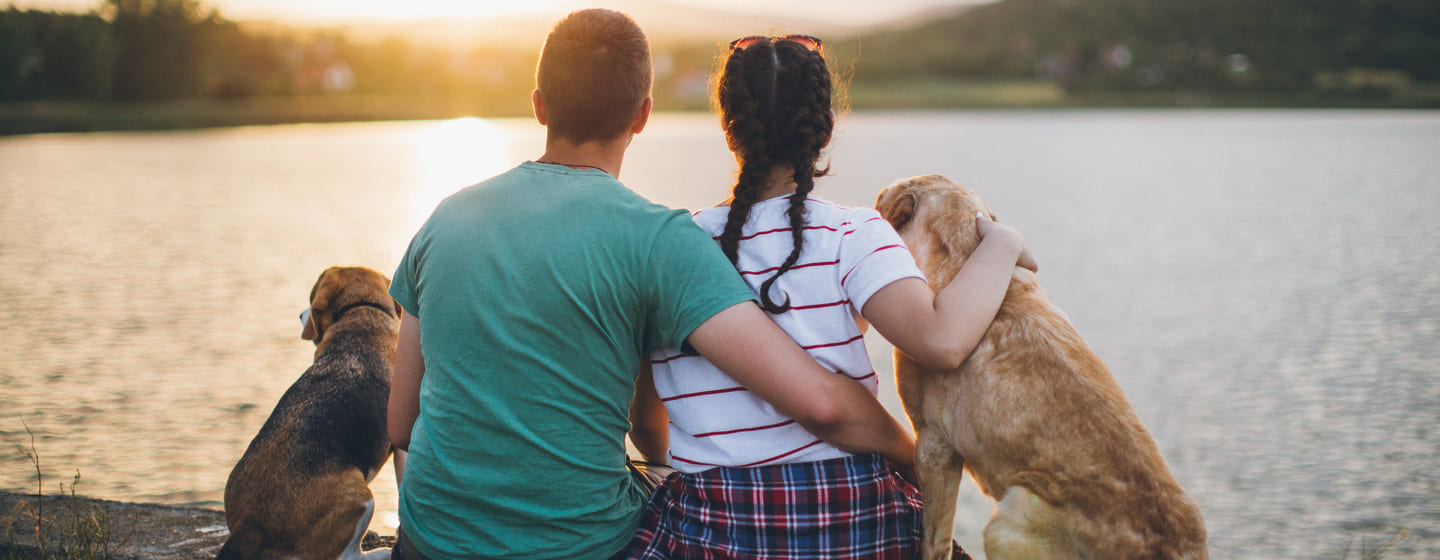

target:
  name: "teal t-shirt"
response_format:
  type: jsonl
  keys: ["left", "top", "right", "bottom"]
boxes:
{"left": 389, "top": 161, "right": 755, "bottom": 560}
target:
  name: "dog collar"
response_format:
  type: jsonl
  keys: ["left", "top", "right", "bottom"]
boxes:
{"left": 332, "top": 301, "right": 396, "bottom": 322}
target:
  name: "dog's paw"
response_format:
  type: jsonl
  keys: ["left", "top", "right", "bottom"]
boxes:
{"left": 360, "top": 548, "right": 392, "bottom": 560}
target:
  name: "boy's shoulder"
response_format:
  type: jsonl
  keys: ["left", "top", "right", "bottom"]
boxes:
{"left": 437, "top": 162, "right": 668, "bottom": 215}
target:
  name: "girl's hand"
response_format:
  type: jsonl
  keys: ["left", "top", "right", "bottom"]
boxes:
{"left": 976, "top": 212, "right": 1038, "bottom": 273}
{"left": 889, "top": 460, "right": 920, "bottom": 488}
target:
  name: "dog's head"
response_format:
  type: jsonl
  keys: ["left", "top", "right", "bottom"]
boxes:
{"left": 875, "top": 175, "right": 995, "bottom": 290}
{"left": 301, "top": 266, "right": 402, "bottom": 344}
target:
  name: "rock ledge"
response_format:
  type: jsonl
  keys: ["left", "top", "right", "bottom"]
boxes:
{"left": 0, "top": 491, "right": 393, "bottom": 560}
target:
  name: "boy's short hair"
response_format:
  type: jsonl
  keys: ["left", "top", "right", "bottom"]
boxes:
{"left": 536, "top": 9, "right": 652, "bottom": 143}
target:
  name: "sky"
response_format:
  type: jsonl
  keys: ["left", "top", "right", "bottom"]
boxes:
{"left": 6, "top": 0, "right": 987, "bottom": 26}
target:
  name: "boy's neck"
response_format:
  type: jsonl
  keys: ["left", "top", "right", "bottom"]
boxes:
{"left": 537, "top": 134, "right": 631, "bottom": 179}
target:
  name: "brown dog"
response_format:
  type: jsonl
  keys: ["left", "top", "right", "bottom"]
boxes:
{"left": 219, "top": 267, "right": 402, "bottom": 560}
{"left": 875, "top": 176, "right": 1206, "bottom": 560}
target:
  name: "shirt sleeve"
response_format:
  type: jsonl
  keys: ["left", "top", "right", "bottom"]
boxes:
{"left": 837, "top": 208, "right": 926, "bottom": 313}
{"left": 389, "top": 228, "right": 425, "bottom": 319}
{"left": 645, "top": 211, "right": 757, "bottom": 351}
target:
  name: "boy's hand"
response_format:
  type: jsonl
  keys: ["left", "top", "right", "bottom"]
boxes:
{"left": 976, "top": 212, "right": 1038, "bottom": 273}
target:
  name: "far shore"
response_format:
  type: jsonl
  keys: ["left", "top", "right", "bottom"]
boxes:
{"left": 5, "top": 82, "right": 1437, "bottom": 136}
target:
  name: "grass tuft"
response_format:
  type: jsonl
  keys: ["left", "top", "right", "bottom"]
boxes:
{"left": 1341, "top": 527, "right": 1409, "bottom": 560}
{"left": 2, "top": 417, "right": 134, "bottom": 560}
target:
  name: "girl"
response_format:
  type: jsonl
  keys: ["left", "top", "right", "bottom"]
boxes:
{"left": 625, "top": 34, "right": 1031, "bottom": 559}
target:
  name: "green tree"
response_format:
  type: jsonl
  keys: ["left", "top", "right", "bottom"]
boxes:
{"left": 35, "top": 12, "right": 114, "bottom": 99}
{"left": 0, "top": 8, "right": 39, "bottom": 100}
{"left": 196, "top": 18, "right": 292, "bottom": 97}
{"left": 107, "top": 0, "right": 214, "bottom": 100}
{"left": 0, "top": 8, "right": 113, "bottom": 100}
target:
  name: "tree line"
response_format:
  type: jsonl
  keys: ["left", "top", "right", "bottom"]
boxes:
{"left": 3, "top": 0, "right": 262, "bottom": 100}
{"left": 0, "top": 0, "right": 552, "bottom": 113}
{"left": 2, "top": 0, "right": 1437, "bottom": 107}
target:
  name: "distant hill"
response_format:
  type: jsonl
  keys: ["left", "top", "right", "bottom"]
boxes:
{"left": 836, "top": 0, "right": 1440, "bottom": 93}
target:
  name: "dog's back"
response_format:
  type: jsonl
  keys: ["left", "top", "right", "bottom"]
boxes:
{"left": 221, "top": 267, "right": 399, "bottom": 560}
{"left": 878, "top": 176, "right": 1205, "bottom": 560}
{"left": 965, "top": 274, "right": 1206, "bottom": 558}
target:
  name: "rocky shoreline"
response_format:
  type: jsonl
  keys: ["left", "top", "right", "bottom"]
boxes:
{"left": 0, "top": 491, "right": 393, "bottom": 560}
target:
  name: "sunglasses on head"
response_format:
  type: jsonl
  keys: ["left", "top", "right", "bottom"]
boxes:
{"left": 729, "top": 34, "right": 823, "bottom": 52}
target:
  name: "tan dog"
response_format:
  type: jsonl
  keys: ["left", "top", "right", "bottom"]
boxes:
{"left": 219, "top": 267, "right": 402, "bottom": 560}
{"left": 875, "top": 176, "right": 1206, "bottom": 560}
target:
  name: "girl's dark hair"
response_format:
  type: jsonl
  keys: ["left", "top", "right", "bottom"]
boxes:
{"left": 715, "top": 37, "right": 834, "bottom": 314}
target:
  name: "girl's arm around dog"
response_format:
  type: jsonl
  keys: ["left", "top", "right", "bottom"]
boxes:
{"left": 864, "top": 214, "right": 1036, "bottom": 370}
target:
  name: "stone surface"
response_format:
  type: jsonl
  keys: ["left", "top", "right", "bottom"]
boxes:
{"left": 0, "top": 491, "right": 393, "bottom": 560}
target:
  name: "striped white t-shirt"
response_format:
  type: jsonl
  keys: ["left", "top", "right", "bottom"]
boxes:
{"left": 650, "top": 194, "right": 926, "bottom": 473}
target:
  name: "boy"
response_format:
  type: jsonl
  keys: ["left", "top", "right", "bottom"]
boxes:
{"left": 387, "top": 9, "right": 915, "bottom": 560}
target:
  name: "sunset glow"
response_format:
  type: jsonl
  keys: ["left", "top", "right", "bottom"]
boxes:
{"left": 405, "top": 118, "right": 528, "bottom": 232}
{"left": 229, "top": 0, "right": 577, "bottom": 23}
{"left": 6, "top": 0, "right": 980, "bottom": 25}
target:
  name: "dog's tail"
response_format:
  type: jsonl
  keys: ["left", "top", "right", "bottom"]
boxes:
{"left": 215, "top": 531, "right": 262, "bottom": 560}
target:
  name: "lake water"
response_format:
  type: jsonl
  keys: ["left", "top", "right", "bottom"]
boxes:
{"left": 1, "top": 111, "right": 1437, "bottom": 558}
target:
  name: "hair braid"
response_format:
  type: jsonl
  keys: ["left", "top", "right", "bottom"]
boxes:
{"left": 717, "top": 44, "right": 776, "bottom": 265}
{"left": 716, "top": 38, "right": 835, "bottom": 314}
{"left": 757, "top": 44, "right": 833, "bottom": 313}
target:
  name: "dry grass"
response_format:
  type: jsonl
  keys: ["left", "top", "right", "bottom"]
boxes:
{"left": 1341, "top": 527, "right": 1410, "bottom": 560}
{"left": 2, "top": 417, "right": 134, "bottom": 560}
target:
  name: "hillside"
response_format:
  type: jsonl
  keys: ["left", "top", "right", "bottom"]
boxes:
{"left": 3, "top": 0, "right": 1438, "bottom": 135}
{"left": 835, "top": 0, "right": 1440, "bottom": 97}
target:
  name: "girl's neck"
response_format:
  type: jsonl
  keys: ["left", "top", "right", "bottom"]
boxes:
{"left": 757, "top": 164, "right": 799, "bottom": 200}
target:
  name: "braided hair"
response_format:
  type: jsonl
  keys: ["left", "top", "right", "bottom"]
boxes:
{"left": 715, "top": 37, "right": 834, "bottom": 314}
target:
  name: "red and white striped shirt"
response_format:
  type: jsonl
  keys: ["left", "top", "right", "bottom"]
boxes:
{"left": 651, "top": 195, "right": 925, "bottom": 473}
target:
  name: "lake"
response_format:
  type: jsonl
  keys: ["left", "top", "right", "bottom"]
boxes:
{"left": 1, "top": 110, "right": 1437, "bottom": 558}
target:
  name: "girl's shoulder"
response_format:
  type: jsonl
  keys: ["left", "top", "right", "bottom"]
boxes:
{"left": 800, "top": 196, "right": 888, "bottom": 231}
{"left": 689, "top": 195, "right": 887, "bottom": 235}
{"left": 690, "top": 205, "right": 730, "bottom": 235}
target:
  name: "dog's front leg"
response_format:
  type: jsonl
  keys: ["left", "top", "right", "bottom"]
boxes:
{"left": 337, "top": 497, "right": 391, "bottom": 560}
{"left": 916, "top": 429, "right": 964, "bottom": 560}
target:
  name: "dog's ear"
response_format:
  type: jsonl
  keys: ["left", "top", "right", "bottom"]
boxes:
{"left": 392, "top": 298, "right": 403, "bottom": 319}
{"left": 884, "top": 191, "right": 918, "bottom": 233}
{"left": 302, "top": 268, "right": 340, "bottom": 342}
{"left": 301, "top": 307, "right": 321, "bottom": 341}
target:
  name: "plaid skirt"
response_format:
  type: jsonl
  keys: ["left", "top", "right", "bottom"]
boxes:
{"left": 622, "top": 453, "right": 923, "bottom": 560}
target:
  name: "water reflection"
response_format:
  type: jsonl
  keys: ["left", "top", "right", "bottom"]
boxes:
{"left": 1, "top": 112, "right": 1438, "bottom": 558}
{"left": 405, "top": 117, "right": 522, "bottom": 231}
{"left": 0, "top": 118, "right": 549, "bottom": 531}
